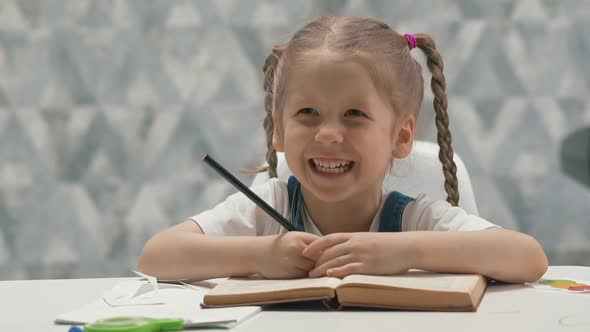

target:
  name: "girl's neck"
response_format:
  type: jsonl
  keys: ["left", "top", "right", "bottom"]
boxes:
{"left": 301, "top": 186, "right": 383, "bottom": 235}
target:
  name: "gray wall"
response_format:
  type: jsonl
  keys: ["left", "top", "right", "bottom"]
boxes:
{"left": 0, "top": 0, "right": 589, "bottom": 280}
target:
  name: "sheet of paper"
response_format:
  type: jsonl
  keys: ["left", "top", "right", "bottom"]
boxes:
{"left": 101, "top": 271, "right": 227, "bottom": 306}
{"left": 55, "top": 279, "right": 260, "bottom": 329}
{"left": 527, "top": 278, "right": 590, "bottom": 293}
{"left": 102, "top": 279, "right": 164, "bottom": 306}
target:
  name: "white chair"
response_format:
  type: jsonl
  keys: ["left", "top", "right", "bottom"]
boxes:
{"left": 251, "top": 140, "right": 479, "bottom": 215}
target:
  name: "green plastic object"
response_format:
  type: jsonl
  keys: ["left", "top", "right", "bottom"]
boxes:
{"left": 84, "top": 317, "right": 184, "bottom": 332}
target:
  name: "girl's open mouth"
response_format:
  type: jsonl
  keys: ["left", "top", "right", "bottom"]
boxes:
{"left": 309, "top": 159, "right": 355, "bottom": 175}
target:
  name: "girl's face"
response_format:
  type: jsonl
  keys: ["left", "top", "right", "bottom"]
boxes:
{"left": 273, "top": 52, "right": 414, "bottom": 204}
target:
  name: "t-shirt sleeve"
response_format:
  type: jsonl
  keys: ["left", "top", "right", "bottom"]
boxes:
{"left": 189, "top": 178, "right": 288, "bottom": 236}
{"left": 402, "top": 194, "right": 500, "bottom": 232}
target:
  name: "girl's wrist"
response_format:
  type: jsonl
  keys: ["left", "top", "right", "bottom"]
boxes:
{"left": 250, "top": 235, "right": 273, "bottom": 273}
{"left": 401, "top": 232, "right": 423, "bottom": 270}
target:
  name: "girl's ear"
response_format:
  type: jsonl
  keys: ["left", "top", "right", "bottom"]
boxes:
{"left": 272, "top": 112, "right": 285, "bottom": 152}
{"left": 392, "top": 114, "right": 415, "bottom": 158}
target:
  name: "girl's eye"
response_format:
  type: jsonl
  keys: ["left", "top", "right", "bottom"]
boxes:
{"left": 344, "top": 109, "right": 367, "bottom": 118}
{"left": 297, "top": 108, "right": 318, "bottom": 116}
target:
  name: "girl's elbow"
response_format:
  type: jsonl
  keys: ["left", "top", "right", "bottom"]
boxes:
{"left": 532, "top": 250, "right": 549, "bottom": 281}
{"left": 137, "top": 238, "right": 161, "bottom": 276}
{"left": 500, "top": 233, "right": 548, "bottom": 283}
{"left": 525, "top": 235, "right": 549, "bottom": 282}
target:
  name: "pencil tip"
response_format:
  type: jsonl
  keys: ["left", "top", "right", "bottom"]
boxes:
{"left": 202, "top": 154, "right": 208, "bottom": 160}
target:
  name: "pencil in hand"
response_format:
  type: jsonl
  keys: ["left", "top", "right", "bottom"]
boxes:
{"left": 202, "top": 154, "right": 296, "bottom": 231}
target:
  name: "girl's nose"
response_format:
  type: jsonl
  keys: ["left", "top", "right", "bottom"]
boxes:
{"left": 314, "top": 122, "right": 344, "bottom": 144}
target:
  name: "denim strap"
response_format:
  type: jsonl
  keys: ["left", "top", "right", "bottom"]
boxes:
{"left": 287, "top": 176, "right": 305, "bottom": 232}
{"left": 378, "top": 191, "right": 414, "bottom": 232}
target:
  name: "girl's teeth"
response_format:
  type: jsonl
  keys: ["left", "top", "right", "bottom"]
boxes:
{"left": 312, "top": 159, "right": 352, "bottom": 173}
{"left": 312, "top": 159, "right": 351, "bottom": 168}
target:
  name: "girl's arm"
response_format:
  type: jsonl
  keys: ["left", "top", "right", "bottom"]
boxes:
{"left": 137, "top": 221, "right": 262, "bottom": 281}
{"left": 137, "top": 220, "right": 318, "bottom": 281}
{"left": 409, "top": 228, "right": 548, "bottom": 283}
{"left": 304, "top": 228, "right": 548, "bottom": 283}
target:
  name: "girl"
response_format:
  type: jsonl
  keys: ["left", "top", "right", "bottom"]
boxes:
{"left": 138, "top": 16, "right": 548, "bottom": 283}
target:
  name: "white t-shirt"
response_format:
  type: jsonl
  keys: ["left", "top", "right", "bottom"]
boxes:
{"left": 191, "top": 178, "right": 498, "bottom": 236}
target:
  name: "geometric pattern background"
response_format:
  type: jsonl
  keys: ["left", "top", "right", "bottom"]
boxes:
{"left": 0, "top": 0, "right": 589, "bottom": 280}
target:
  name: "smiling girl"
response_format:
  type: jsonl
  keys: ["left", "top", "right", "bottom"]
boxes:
{"left": 138, "top": 16, "right": 548, "bottom": 283}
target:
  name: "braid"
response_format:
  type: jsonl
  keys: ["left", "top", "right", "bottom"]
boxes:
{"left": 241, "top": 46, "right": 283, "bottom": 177}
{"left": 261, "top": 47, "right": 283, "bottom": 178}
{"left": 415, "top": 34, "right": 459, "bottom": 206}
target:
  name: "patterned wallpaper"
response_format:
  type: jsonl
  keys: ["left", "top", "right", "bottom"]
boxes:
{"left": 0, "top": 0, "right": 589, "bottom": 280}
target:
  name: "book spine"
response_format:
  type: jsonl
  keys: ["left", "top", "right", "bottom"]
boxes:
{"left": 322, "top": 295, "right": 343, "bottom": 310}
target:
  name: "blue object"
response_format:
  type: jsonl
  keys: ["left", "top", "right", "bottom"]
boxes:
{"left": 69, "top": 326, "right": 85, "bottom": 332}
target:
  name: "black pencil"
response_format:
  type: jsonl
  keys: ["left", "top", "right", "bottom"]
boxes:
{"left": 202, "top": 154, "right": 296, "bottom": 231}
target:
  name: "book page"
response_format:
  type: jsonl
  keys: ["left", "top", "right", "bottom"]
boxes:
{"left": 207, "top": 276, "right": 342, "bottom": 296}
{"left": 341, "top": 270, "right": 481, "bottom": 292}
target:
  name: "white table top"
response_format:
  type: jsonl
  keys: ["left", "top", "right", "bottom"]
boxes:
{"left": 1, "top": 266, "right": 589, "bottom": 331}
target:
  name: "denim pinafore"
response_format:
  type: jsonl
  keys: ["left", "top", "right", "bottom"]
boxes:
{"left": 287, "top": 176, "right": 414, "bottom": 232}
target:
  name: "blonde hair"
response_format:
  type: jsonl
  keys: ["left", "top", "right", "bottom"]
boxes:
{"left": 255, "top": 16, "right": 459, "bottom": 206}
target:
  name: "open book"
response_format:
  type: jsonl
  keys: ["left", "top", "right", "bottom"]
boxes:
{"left": 203, "top": 270, "right": 487, "bottom": 311}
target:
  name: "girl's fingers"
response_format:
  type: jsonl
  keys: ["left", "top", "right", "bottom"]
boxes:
{"left": 315, "top": 242, "right": 350, "bottom": 267}
{"left": 298, "top": 232, "right": 321, "bottom": 245}
{"left": 309, "top": 254, "right": 354, "bottom": 278}
{"left": 295, "top": 257, "right": 316, "bottom": 272}
{"left": 325, "top": 262, "right": 363, "bottom": 278}
{"left": 303, "top": 234, "right": 349, "bottom": 260}
{"left": 295, "top": 267, "right": 313, "bottom": 278}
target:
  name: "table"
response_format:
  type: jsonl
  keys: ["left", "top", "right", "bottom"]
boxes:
{"left": 1, "top": 266, "right": 589, "bottom": 331}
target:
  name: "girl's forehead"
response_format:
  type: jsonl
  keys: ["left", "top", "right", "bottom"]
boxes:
{"left": 290, "top": 51, "right": 371, "bottom": 78}
{"left": 285, "top": 53, "right": 379, "bottom": 95}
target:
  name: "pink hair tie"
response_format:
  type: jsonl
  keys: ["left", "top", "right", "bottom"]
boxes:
{"left": 404, "top": 33, "right": 417, "bottom": 50}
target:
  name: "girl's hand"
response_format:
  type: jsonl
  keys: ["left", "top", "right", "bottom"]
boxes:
{"left": 256, "top": 232, "right": 320, "bottom": 279}
{"left": 302, "top": 233, "right": 415, "bottom": 278}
